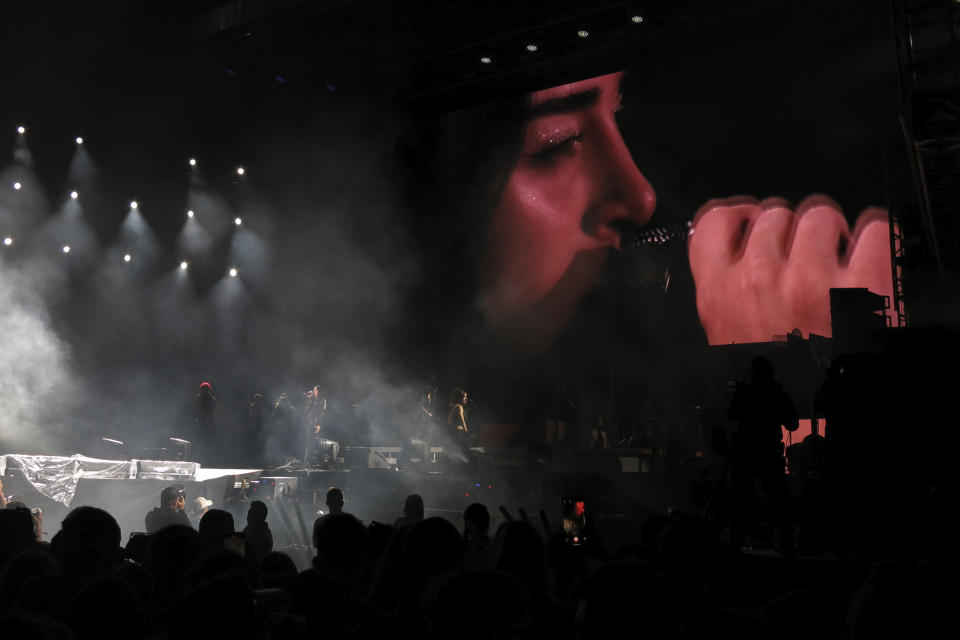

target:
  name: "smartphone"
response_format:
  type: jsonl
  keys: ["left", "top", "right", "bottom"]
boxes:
{"left": 561, "top": 497, "right": 587, "bottom": 546}
{"left": 224, "top": 532, "right": 246, "bottom": 556}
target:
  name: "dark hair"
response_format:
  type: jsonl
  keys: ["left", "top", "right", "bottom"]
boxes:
{"left": 248, "top": 500, "right": 268, "bottom": 522}
{"left": 313, "top": 513, "right": 367, "bottom": 570}
{"left": 750, "top": 356, "right": 774, "bottom": 381}
{"left": 160, "top": 485, "right": 185, "bottom": 507}
{"left": 396, "top": 95, "right": 528, "bottom": 363}
{"left": 403, "top": 494, "right": 424, "bottom": 519}
{"left": 463, "top": 502, "right": 490, "bottom": 534}
{"left": 326, "top": 487, "right": 344, "bottom": 507}
{"left": 51, "top": 506, "right": 123, "bottom": 576}
{"left": 198, "top": 509, "right": 235, "bottom": 554}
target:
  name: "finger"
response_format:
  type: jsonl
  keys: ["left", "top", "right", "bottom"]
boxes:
{"left": 843, "top": 207, "right": 893, "bottom": 295}
{"left": 795, "top": 193, "right": 844, "bottom": 217}
{"left": 774, "top": 197, "right": 850, "bottom": 336}
{"left": 692, "top": 195, "right": 762, "bottom": 227}
{"left": 689, "top": 196, "right": 763, "bottom": 274}
{"left": 741, "top": 198, "right": 796, "bottom": 267}
{"left": 787, "top": 195, "right": 851, "bottom": 268}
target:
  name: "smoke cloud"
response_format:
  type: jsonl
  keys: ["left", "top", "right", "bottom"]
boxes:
{"left": 0, "top": 266, "right": 74, "bottom": 453}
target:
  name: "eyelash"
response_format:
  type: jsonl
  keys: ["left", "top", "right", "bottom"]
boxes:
{"left": 529, "top": 133, "right": 583, "bottom": 166}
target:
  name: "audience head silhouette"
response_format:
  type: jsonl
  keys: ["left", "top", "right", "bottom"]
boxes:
{"left": 326, "top": 487, "right": 344, "bottom": 514}
{"left": 403, "top": 494, "right": 424, "bottom": 521}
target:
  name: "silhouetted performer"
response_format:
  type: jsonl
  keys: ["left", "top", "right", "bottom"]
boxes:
{"left": 305, "top": 386, "right": 340, "bottom": 467}
{"left": 727, "top": 356, "right": 798, "bottom": 556}
{"left": 447, "top": 388, "right": 470, "bottom": 459}
{"left": 305, "top": 385, "right": 325, "bottom": 431}
{"left": 247, "top": 392, "right": 268, "bottom": 465}
{"left": 415, "top": 383, "right": 439, "bottom": 463}
{"left": 195, "top": 381, "right": 219, "bottom": 426}
{"left": 193, "top": 381, "right": 219, "bottom": 460}
{"left": 419, "top": 384, "right": 438, "bottom": 428}
{"left": 145, "top": 485, "right": 191, "bottom": 533}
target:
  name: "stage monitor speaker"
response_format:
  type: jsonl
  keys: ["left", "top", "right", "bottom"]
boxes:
{"left": 252, "top": 476, "right": 299, "bottom": 499}
{"left": 368, "top": 449, "right": 399, "bottom": 470}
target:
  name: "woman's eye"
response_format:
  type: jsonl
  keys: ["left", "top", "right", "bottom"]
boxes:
{"left": 528, "top": 134, "right": 583, "bottom": 166}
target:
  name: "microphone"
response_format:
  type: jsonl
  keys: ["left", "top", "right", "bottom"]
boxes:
{"left": 628, "top": 222, "right": 693, "bottom": 249}
{"left": 616, "top": 221, "right": 693, "bottom": 294}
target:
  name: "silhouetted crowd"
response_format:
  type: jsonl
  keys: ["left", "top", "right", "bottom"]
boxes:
{"left": 1, "top": 475, "right": 955, "bottom": 640}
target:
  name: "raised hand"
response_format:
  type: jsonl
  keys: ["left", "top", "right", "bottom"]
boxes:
{"left": 689, "top": 194, "right": 896, "bottom": 344}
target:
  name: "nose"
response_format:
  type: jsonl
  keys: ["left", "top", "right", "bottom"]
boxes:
{"left": 581, "top": 120, "right": 657, "bottom": 248}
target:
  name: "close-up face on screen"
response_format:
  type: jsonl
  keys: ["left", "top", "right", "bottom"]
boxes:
{"left": 421, "top": 5, "right": 898, "bottom": 358}
{"left": 482, "top": 72, "right": 657, "bottom": 352}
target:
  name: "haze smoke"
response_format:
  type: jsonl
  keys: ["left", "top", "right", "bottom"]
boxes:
{"left": 0, "top": 266, "right": 74, "bottom": 453}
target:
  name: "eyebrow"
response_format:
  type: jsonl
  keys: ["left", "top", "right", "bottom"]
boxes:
{"left": 526, "top": 87, "right": 601, "bottom": 118}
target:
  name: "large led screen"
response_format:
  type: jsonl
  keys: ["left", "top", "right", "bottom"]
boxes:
{"left": 401, "top": 2, "right": 897, "bottom": 361}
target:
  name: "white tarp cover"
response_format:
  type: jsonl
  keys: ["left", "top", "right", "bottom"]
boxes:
{"left": 0, "top": 454, "right": 260, "bottom": 507}
{"left": 0, "top": 454, "right": 134, "bottom": 506}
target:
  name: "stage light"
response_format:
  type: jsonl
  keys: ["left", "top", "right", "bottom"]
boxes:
{"left": 2, "top": 237, "right": 12, "bottom": 246}
{"left": 17, "top": 125, "right": 25, "bottom": 134}
{"left": 130, "top": 200, "right": 138, "bottom": 209}
{"left": 631, "top": 15, "right": 643, "bottom": 23}
{"left": 70, "top": 190, "right": 78, "bottom": 199}
{"left": 526, "top": 44, "right": 538, "bottom": 52}
{"left": 13, "top": 182, "right": 21, "bottom": 190}
{"left": 577, "top": 29, "right": 589, "bottom": 38}
{"left": 75, "top": 136, "right": 83, "bottom": 144}
{"left": 180, "top": 260, "right": 189, "bottom": 271}
{"left": 188, "top": 158, "right": 197, "bottom": 167}
{"left": 228, "top": 267, "right": 238, "bottom": 277}
{"left": 480, "top": 56, "right": 492, "bottom": 64}
{"left": 186, "top": 210, "right": 195, "bottom": 218}
{"left": 236, "top": 167, "right": 245, "bottom": 176}
{"left": 234, "top": 217, "right": 242, "bottom": 226}
{"left": 123, "top": 253, "right": 131, "bottom": 263}
{"left": 62, "top": 245, "right": 71, "bottom": 254}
